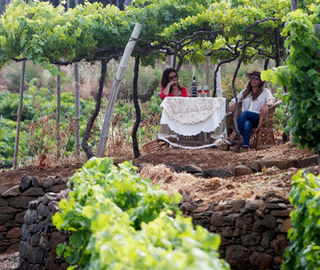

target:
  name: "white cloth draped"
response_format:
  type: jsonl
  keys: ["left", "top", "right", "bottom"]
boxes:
{"left": 160, "top": 97, "right": 226, "bottom": 136}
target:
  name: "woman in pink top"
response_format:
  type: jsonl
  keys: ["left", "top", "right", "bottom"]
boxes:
{"left": 160, "top": 68, "right": 188, "bottom": 100}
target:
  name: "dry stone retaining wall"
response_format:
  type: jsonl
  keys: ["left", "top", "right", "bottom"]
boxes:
{"left": 18, "top": 187, "right": 293, "bottom": 270}
{"left": 181, "top": 191, "right": 292, "bottom": 270}
{"left": 19, "top": 190, "right": 69, "bottom": 270}
{"left": 0, "top": 175, "right": 66, "bottom": 253}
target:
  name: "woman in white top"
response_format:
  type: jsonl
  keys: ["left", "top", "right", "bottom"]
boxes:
{"left": 225, "top": 71, "right": 275, "bottom": 149}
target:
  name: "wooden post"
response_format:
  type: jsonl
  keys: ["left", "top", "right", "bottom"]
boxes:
{"left": 215, "top": 63, "right": 222, "bottom": 97}
{"left": 56, "top": 65, "right": 61, "bottom": 160}
{"left": 74, "top": 63, "right": 80, "bottom": 157}
{"left": 97, "top": 23, "right": 142, "bottom": 157}
{"left": 205, "top": 56, "right": 210, "bottom": 90}
{"left": 13, "top": 60, "right": 26, "bottom": 169}
{"left": 291, "top": 0, "right": 298, "bottom": 11}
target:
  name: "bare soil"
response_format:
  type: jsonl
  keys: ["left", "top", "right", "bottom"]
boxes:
{"left": 0, "top": 140, "right": 316, "bottom": 193}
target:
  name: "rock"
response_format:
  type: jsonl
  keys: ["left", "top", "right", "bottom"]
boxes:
{"left": 30, "top": 247, "right": 44, "bottom": 264}
{"left": 261, "top": 230, "right": 275, "bottom": 249}
{"left": 0, "top": 186, "right": 9, "bottom": 195}
{"left": 266, "top": 202, "right": 288, "bottom": 209}
{"left": 222, "top": 227, "right": 233, "bottom": 238}
{"left": 38, "top": 204, "right": 49, "bottom": 219}
{"left": 299, "top": 155, "right": 318, "bottom": 168}
{"left": 39, "top": 177, "right": 56, "bottom": 189}
{"left": 183, "top": 164, "right": 202, "bottom": 174}
{"left": 234, "top": 165, "right": 253, "bottom": 176}
{"left": 30, "top": 233, "right": 41, "bottom": 247}
{"left": 271, "top": 209, "right": 291, "bottom": 217}
{"left": 235, "top": 213, "right": 253, "bottom": 230}
{"left": 48, "top": 201, "right": 59, "bottom": 212}
{"left": 252, "top": 220, "right": 265, "bottom": 232}
{"left": 28, "top": 200, "right": 38, "bottom": 209}
{"left": 231, "top": 200, "right": 245, "bottom": 212}
{"left": 225, "top": 245, "right": 248, "bottom": 269}
{"left": 23, "top": 187, "right": 45, "bottom": 197}
{"left": 180, "top": 202, "right": 196, "bottom": 213}
{"left": 0, "top": 197, "right": 8, "bottom": 207}
{"left": 272, "top": 234, "right": 289, "bottom": 255}
{"left": 249, "top": 161, "right": 261, "bottom": 172}
{"left": 203, "top": 168, "right": 233, "bottom": 178}
{"left": 211, "top": 212, "right": 225, "bottom": 226}
{"left": 31, "top": 176, "right": 41, "bottom": 188}
{"left": 262, "top": 215, "right": 277, "bottom": 229}
{"left": 241, "top": 234, "right": 256, "bottom": 246}
{"left": 0, "top": 214, "right": 14, "bottom": 225}
{"left": 20, "top": 175, "right": 33, "bottom": 191}
{"left": 24, "top": 210, "right": 38, "bottom": 225}
{"left": 8, "top": 196, "right": 34, "bottom": 209}
{"left": 164, "top": 163, "right": 182, "bottom": 172}
{"left": 242, "top": 200, "right": 264, "bottom": 213}
{"left": 6, "top": 227, "right": 21, "bottom": 239}
{"left": 279, "top": 218, "right": 291, "bottom": 232}
{"left": 249, "top": 252, "right": 273, "bottom": 269}
{"left": 260, "top": 159, "right": 298, "bottom": 170}
{"left": 21, "top": 224, "right": 30, "bottom": 241}
{"left": 46, "top": 184, "right": 66, "bottom": 193}
{"left": 0, "top": 206, "right": 17, "bottom": 214}
{"left": 2, "top": 186, "right": 21, "bottom": 197}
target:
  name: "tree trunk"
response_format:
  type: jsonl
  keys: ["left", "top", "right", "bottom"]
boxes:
{"left": 291, "top": 0, "right": 298, "bottom": 11}
{"left": 97, "top": 23, "right": 142, "bottom": 157}
{"left": 205, "top": 56, "right": 210, "bottom": 91}
{"left": 264, "top": 59, "right": 269, "bottom": 70}
{"left": 275, "top": 28, "right": 280, "bottom": 67}
{"left": 214, "top": 63, "right": 222, "bottom": 97}
{"left": 81, "top": 60, "right": 107, "bottom": 159}
{"left": 74, "top": 63, "right": 80, "bottom": 157}
{"left": 132, "top": 57, "right": 141, "bottom": 158}
{"left": 13, "top": 60, "right": 26, "bottom": 169}
{"left": 232, "top": 56, "right": 244, "bottom": 132}
{"left": 56, "top": 65, "right": 61, "bottom": 160}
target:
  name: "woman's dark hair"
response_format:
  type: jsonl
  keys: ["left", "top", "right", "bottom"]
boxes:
{"left": 242, "top": 71, "right": 265, "bottom": 100}
{"left": 160, "top": 68, "right": 182, "bottom": 92}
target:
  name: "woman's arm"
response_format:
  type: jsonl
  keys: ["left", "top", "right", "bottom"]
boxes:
{"left": 228, "top": 90, "right": 244, "bottom": 113}
{"left": 181, "top": 87, "right": 189, "bottom": 97}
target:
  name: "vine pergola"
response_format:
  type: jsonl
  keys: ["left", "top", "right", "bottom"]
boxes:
{"left": 0, "top": 0, "right": 291, "bottom": 166}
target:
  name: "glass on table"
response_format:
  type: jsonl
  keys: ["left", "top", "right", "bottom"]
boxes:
{"left": 197, "top": 85, "right": 202, "bottom": 97}
{"left": 203, "top": 85, "right": 209, "bottom": 97}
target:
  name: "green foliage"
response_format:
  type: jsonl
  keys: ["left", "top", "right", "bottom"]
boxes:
{"left": 0, "top": 90, "right": 35, "bottom": 121}
{"left": 53, "top": 157, "right": 229, "bottom": 269}
{"left": 0, "top": 81, "right": 96, "bottom": 164}
{"left": 282, "top": 170, "right": 320, "bottom": 270}
{"left": 262, "top": 8, "right": 320, "bottom": 152}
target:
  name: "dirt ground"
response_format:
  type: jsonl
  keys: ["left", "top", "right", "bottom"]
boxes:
{"left": 0, "top": 138, "right": 316, "bottom": 194}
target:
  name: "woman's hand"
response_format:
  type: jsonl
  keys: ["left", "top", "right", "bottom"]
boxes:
{"left": 227, "top": 102, "right": 236, "bottom": 114}
{"left": 260, "top": 103, "right": 268, "bottom": 116}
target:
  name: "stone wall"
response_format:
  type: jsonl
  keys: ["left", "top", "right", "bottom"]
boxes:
{"left": 0, "top": 175, "right": 66, "bottom": 253}
{"left": 18, "top": 187, "right": 292, "bottom": 270}
{"left": 19, "top": 190, "right": 69, "bottom": 270}
{"left": 181, "top": 191, "right": 292, "bottom": 270}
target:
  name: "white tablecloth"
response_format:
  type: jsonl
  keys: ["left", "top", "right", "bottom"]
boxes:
{"left": 160, "top": 97, "right": 226, "bottom": 136}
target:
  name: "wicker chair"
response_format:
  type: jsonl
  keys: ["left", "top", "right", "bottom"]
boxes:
{"left": 226, "top": 100, "right": 282, "bottom": 149}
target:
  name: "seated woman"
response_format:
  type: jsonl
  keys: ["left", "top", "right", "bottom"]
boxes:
{"left": 225, "top": 70, "right": 275, "bottom": 149}
{"left": 159, "top": 68, "right": 188, "bottom": 99}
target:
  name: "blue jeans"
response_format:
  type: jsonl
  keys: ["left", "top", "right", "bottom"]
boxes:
{"left": 237, "top": 111, "right": 260, "bottom": 148}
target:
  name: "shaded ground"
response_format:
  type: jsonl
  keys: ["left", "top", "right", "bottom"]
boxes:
{"left": 0, "top": 140, "right": 316, "bottom": 192}
{"left": 134, "top": 141, "right": 314, "bottom": 170}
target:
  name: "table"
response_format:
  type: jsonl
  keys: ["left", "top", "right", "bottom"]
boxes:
{"left": 158, "top": 97, "right": 226, "bottom": 149}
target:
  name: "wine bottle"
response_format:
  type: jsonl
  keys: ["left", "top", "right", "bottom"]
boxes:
{"left": 191, "top": 76, "right": 197, "bottom": 97}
